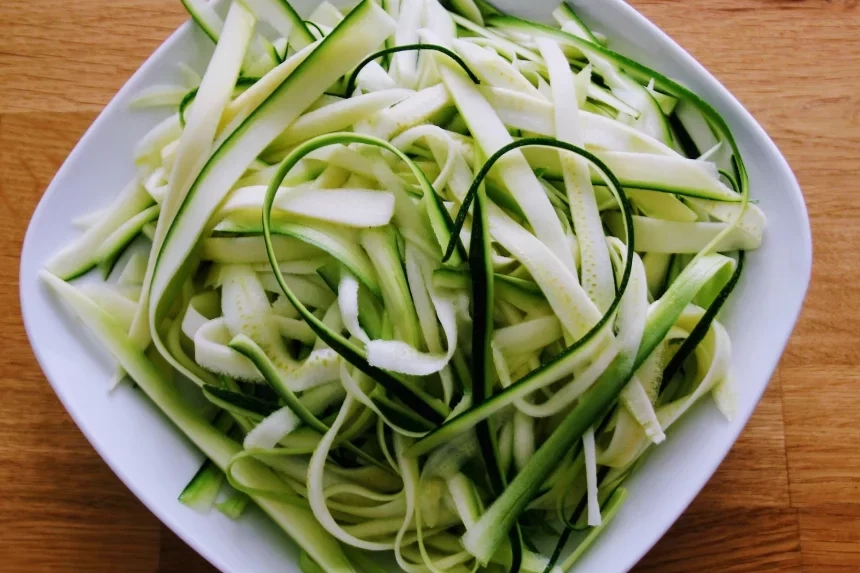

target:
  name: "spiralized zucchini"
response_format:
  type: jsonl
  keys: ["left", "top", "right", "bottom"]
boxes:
{"left": 41, "top": 1, "right": 764, "bottom": 571}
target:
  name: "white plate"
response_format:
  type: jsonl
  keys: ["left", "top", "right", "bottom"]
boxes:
{"left": 20, "top": 1, "right": 812, "bottom": 571}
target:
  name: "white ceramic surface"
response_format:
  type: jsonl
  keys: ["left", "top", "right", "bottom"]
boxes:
{"left": 19, "top": 1, "right": 812, "bottom": 571}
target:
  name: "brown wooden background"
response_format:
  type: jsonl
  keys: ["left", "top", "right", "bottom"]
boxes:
{"left": 2, "top": 0, "right": 858, "bottom": 571}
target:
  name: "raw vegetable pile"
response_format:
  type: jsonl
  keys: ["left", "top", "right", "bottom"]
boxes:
{"left": 41, "top": 0, "right": 765, "bottom": 571}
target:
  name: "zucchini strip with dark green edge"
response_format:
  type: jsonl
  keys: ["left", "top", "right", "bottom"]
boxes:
{"left": 46, "top": 179, "right": 153, "bottom": 281}
{"left": 544, "top": 488, "right": 629, "bottom": 572}
{"left": 475, "top": 0, "right": 504, "bottom": 17}
{"left": 444, "top": 0, "right": 504, "bottom": 23}
{"left": 214, "top": 217, "right": 383, "bottom": 297}
{"left": 410, "top": 138, "right": 635, "bottom": 458}
{"left": 485, "top": 14, "right": 750, "bottom": 197}
{"left": 178, "top": 459, "right": 225, "bottom": 511}
{"left": 261, "top": 131, "right": 451, "bottom": 424}
{"left": 242, "top": 0, "right": 316, "bottom": 50}
{"left": 719, "top": 169, "right": 741, "bottom": 197}
{"left": 345, "top": 44, "right": 481, "bottom": 95}
{"left": 469, "top": 162, "right": 524, "bottom": 572}
{"left": 180, "top": 0, "right": 222, "bottom": 44}
{"left": 216, "top": 490, "right": 251, "bottom": 519}
{"left": 203, "top": 384, "right": 280, "bottom": 420}
{"left": 543, "top": 472, "right": 597, "bottom": 569}
{"left": 96, "top": 204, "right": 161, "bottom": 278}
{"left": 178, "top": 411, "right": 234, "bottom": 512}
{"left": 470, "top": 165, "right": 503, "bottom": 495}
{"left": 229, "top": 334, "right": 392, "bottom": 471}
{"left": 181, "top": 0, "right": 280, "bottom": 72}
{"left": 179, "top": 76, "right": 261, "bottom": 128}
{"left": 545, "top": 464, "right": 621, "bottom": 570}
{"left": 459, "top": 252, "right": 738, "bottom": 564}
{"left": 668, "top": 111, "right": 701, "bottom": 158}
{"left": 304, "top": 20, "right": 325, "bottom": 39}
{"left": 433, "top": 268, "right": 549, "bottom": 313}
{"left": 444, "top": 137, "right": 627, "bottom": 262}
{"left": 661, "top": 250, "right": 745, "bottom": 397}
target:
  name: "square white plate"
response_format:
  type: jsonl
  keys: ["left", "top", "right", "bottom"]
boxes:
{"left": 20, "top": 1, "right": 812, "bottom": 571}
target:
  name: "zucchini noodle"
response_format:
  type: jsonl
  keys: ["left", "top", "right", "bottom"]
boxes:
{"left": 41, "top": 1, "right": 765, "bottom": 571}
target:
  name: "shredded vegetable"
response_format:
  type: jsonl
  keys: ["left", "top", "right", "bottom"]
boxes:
{"left": 41, "top": 1, "right": 764, "bottom": 571}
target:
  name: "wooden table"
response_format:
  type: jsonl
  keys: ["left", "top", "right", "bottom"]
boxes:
{"left": 1, "top": 0, "right": 858, "bottom": 571}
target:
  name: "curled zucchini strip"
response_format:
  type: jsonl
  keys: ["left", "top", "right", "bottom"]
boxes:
{"left": 262, "top": 132, "right": 453, "bottom": 424}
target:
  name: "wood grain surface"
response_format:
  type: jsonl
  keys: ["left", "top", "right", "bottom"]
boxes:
{"left": 1, "top": 0, "right": 858, "bottom": 571}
